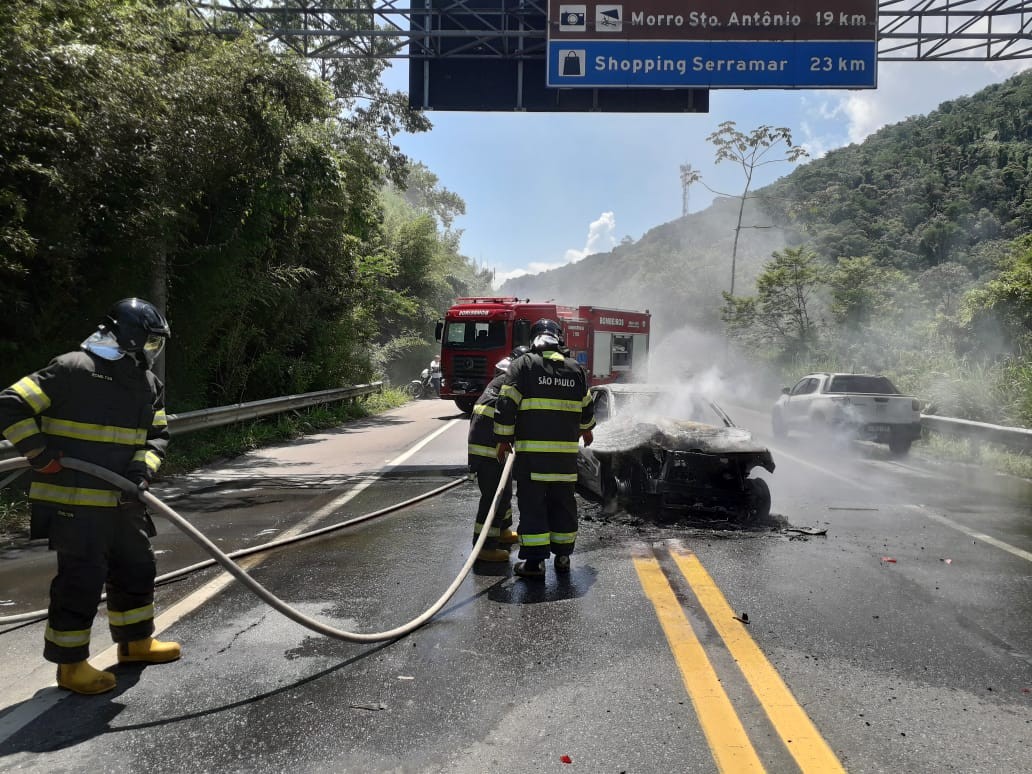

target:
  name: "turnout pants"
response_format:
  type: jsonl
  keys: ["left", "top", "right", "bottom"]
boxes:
{"left": 470, "top": 458, "right": 513, "bottom": 550}
{"left": 514, "top": 476, "right": 577, "bottom": 562}
{"left": 41, "top": 505, "right": 157, "bottom": 664}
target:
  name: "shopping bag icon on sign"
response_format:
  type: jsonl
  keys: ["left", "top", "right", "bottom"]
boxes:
{"left": 562, "top": 50, "right": 584, "bottom": 77}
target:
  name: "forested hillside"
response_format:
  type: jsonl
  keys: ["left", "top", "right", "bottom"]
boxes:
{"left": 0, "top": 0, "right": 490, "bottom": 409}
{"left": 500, "top": 71, "right": 1032, "bottom": 426}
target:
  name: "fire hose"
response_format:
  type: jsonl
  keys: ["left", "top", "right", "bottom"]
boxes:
{"left": 0, "top": 453, "right": 515, "bottom": 642}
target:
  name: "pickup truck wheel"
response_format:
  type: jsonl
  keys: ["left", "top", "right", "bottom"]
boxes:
{"left": 888, "top": 435, "right": 912, "bottom": 457}
{"left": 742, "top": 477, "right": 771, "bottom": 524}
{"left": 771, "top": 410, "right": 787, "bottom": 440}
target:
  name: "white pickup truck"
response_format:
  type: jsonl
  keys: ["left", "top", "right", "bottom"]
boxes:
{"left": 771, "top": 372, "right": 923, "bottom": 455}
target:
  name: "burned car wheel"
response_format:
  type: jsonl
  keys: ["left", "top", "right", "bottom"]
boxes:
{"left": 598, "top": 457, "right": 620, "bottom": 514}
{"left": 613, "top": 458, "right": 656, "bottom": 512}
{"left": 742, "top": 477, "right": 771, "bottom": 524}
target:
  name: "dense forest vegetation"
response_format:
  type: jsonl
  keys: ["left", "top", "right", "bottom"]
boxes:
{"left": 3, "top": 1, "right": 1030, "bottom": 428}
{"left": 0, "top": 0, "right": 491, "bottom": 409}
{"left": 501, "top": 72, "right": 1032, "bottom": 426}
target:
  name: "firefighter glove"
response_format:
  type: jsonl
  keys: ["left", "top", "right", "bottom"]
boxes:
{"left": 496, "top": 441, "right": 513, "bottom": 463}
{"left": 29, "top": 448, "right": 62, "bottom": 475}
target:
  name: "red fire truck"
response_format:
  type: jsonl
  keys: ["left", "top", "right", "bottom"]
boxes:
{"left": 434, "top": 297, "right": 651, "bottom": 413}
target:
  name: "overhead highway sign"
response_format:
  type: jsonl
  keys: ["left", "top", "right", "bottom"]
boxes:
{"left": 547, "top": 1, "right": 879, "bottom": 88}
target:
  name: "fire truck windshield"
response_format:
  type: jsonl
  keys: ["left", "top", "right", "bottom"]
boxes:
{"left": 443, "top": 320, "right": 507, "bottom": 349}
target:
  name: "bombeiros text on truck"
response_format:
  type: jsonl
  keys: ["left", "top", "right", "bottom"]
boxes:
{"left": 434, "top": 297, "right": 651, "bottom": 413}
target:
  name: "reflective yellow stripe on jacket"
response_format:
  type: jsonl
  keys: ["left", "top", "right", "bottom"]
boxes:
{"left": 41, "top": 417, "right": 147, "bottom": 446}
{"left": 3, "top": 417, "right": 39, "bottom": 444}
{"left": 29, "top": 482, "right": 120, "bottom": 508}
{"left": 133, "top": 450, "right": 162, "bottom": 473}
{"left": 11, "top": 377, "right": 50, "bottom": 414}
{"left": 514, "top": 440, "right": 580, "bottom": 454}
{"left": 468, "top": 443, "right": 499, "bottom": 459}
{"left": 519, "top": 398, "right": 583, "bottom": 413}
{"left": 473, "top": 404, "right": 495, "bottom": 418}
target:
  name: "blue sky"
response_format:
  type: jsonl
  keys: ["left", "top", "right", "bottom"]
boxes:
{"left": 383, "top": 59, "right": 1030, "bottom": 287}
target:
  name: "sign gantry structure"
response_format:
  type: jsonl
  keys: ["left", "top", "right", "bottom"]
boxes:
{"left": 187, "top": 1, "right": 1032, "bottom": 112}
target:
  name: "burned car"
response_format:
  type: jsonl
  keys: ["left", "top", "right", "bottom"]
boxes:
{"left": 577, "top": 384, "right": 775, "bottom": 522}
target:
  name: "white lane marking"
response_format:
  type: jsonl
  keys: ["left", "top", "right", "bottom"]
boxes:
{"left": 0, "top": 418, "right": 463, "bottom": 744}
{"left": 908, "top": 505, "right": 1032, "bottom": 564}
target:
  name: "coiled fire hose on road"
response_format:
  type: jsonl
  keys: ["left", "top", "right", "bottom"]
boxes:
{"left": 0, "top": 453, "right": 515, "bottom": 641}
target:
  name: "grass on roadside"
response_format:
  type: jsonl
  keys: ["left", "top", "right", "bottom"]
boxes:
{"left": 918, "top": 434, "right": 1032, "bottom": 480}
{"left": 0, "top": 388, "right": 411, "bottom": 542}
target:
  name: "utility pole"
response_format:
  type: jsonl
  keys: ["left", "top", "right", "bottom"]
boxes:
{"left": 679, "top": 163, "right": 698, "bottom": 217}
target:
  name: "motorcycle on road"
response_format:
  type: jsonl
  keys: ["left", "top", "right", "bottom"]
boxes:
{"left": 405, "top": 358, "right": 442, "bottom": 400}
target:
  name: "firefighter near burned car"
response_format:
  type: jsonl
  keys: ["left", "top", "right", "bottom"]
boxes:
{"left": 494, "top": 320, "right": 596, "bottom": 578}
{"left": 467, "top": 347, "right": 530, "bottom": 562}
{"left": 0, "top": 298, "right": 180, "bottom": 696}
{"left": 577, "top": 384, "right": 775, "bottom": 524}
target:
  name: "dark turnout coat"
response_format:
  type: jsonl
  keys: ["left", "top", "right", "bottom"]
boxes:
{"left": 0, "top": 350, "right": 168, "bottom": 537}
{"left": 493, "top": 349, "right": 595, "bottom": 483}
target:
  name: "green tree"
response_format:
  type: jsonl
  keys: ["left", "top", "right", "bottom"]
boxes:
{"left": 961, "top": 235, "right": 1032, "bottom": 357}
{"left": 828, "top": 256, "right": 909, "bottom": 328}
{"left": 688, "top": 122, "right": 808, "bottom": 296}
{"left": 722, "top": 246, "right": 824, "bottom": 360}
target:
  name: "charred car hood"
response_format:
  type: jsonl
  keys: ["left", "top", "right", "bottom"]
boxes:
{"left": 593, "top": 416, "right": 772, "bottom": 457}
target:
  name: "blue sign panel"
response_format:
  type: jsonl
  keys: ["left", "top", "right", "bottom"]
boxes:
{"left": 547, "top": 40, "right": 877, "bottom": 89}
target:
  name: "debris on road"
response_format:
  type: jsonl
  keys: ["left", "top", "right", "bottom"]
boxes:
{"left": 733, "top": 612, "right": 750, "bottom": 624}
{"left": 784, "top": 527, "right": 828, "bottom": 536}
{"left": 880, "top": 557, "right": 898, "bottom": 563}
{"left": 560, "top": 755, "right": 573, "bottom": 764}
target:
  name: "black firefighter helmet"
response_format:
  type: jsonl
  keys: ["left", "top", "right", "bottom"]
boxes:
{"left": 530, "top": 318, "right": 564, "bottom": 349}
{"left": 101, "top": 298, "right": 171, "bottom": 368}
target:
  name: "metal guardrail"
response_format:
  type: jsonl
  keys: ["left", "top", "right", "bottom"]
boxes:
{"left": 921, "top": 414, "right": 1032, "bottom": 453}
{"left": 2, "top": 381, "right": 1029, "bottom": 460}
{"left": 0, "top": 382, "right": 383, "bottom": 461}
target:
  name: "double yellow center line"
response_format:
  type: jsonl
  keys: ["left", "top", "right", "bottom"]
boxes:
{"left": 633, "top": 543, "right": 846, "bottom": 774}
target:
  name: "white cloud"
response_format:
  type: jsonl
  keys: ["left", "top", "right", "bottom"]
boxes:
{"left": 824, "top": 61, "right": 1031, "bottom": 145}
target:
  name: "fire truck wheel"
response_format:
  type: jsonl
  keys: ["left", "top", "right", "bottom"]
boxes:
{"left": 455, "top": 398, "right": 475, "bottom": 414}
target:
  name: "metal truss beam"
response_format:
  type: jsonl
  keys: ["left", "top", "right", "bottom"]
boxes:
{"left": 187, "top": 1, "right": 1032, "bottom": 62}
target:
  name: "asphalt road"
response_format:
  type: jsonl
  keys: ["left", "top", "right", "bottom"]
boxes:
{"left": 0, "top": 398, "right": 1030, "bottom": 773}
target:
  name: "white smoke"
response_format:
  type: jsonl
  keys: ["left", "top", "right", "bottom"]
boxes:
{"left": 491, "top": 210, "right": 619, "bottom": 288}
{"left": 564, "top": 211, "right": 618, "bottom": 263}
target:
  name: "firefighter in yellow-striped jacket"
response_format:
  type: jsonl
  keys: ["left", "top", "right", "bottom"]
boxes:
{"left": 468, "top": 347, "right": 530, "bottom": 562}
{"left": 494, "top": 319, "right": 594, "bottom": 579}
{"left": 0, "top": 299, "right": 179, "bottom": 695}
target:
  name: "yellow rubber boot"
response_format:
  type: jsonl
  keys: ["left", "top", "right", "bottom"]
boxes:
{"left": 498, "top": 529, "right": 520, "bottom": 546}
{"left": 117, "top": 637, "right": 181, "bottom": 664}
{"left": 56, "top": 661, "right": 116, "bottom": 695}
